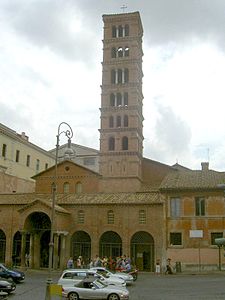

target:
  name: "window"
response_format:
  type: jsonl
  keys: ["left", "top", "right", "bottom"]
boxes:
{"left": 124, "top": 68, "right": 129, "bottom": 83}
{"left": 124, "top": 92, "right": 128, "bottom": 106}
{"left": 125, "top": 24, "right": 129, "bottom": 36}
{"left": 15, "top": 150, "right": 20, "bottom": 162}
{"left": 63, "top": 182, "right": 70, "bottom": 193}
{"left": 36, "top": 159, "right": 40, "bottom": 172}
{"left": 211, "top": 232, "right": 223, "bottom": 245}
{"left": 118, "top": 47, "right": 123, "bottom": 57}
{"left": 112, "top": 26, "right": 117, "bottom": 38}
{"left": 122, "top": 136, "right": 128, "bottom": 150}
{"left": 75, "top": 182, "right": 82, "bottom": 194}
{"left": 118, "top": 69, "right": 123, "bottom": 83}
{"left": 118, "top": 25, "right": 123, "bottom": 37}
{"left": 117, "top": 93, "right": 122, "bottom": 106}
{"left": 125, "top": 46, "right": 129, "bottom": 57}
{"left": 195, "top": 197, "right": 205, "bottom": 216}
{"left": 45, "top": 163, "right": 48, "bottom": 169}
{"left": 109, "top": 137, "right": 115, "bottom": 151}
{"left": 111, "top": 69, "right": 116, "bottom": 84}
{"left": 139, "top": 210, "right": 146, "bottom": 224}
{"left": 111, "top": 47, "right": 116, "bottom": 58}
{"left": 116, "top": 116, "right": 121, "bottom": 127}
{"left": 124, "top": 115, "right": 128, "bottom": 127}
{"left": 26, "top": 155, "right": 30, "bottom": 167}
{"left": 78, "top": 210, "right": 85, "bottom": 224}
{"left": 107, "top": 210, "right": 114, "bottom": 224}
{"left": 170, "top": 232, "right": 182, "bottom": 246}
{"left": 110, "top": 93, "right": 115, "bottom": 106}
{"left": 170, "top": 197, "right": 181, "bottom": 217}
{"left": 109, "top": 116, "right": 114, "bottom": 128}
{"left": 2, "top": 144, "right": 7, "bottom": 157}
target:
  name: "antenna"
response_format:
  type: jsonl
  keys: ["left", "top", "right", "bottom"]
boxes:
{"left": 207, "top": 148, "right": 210, "bottom": 162}
{"left": 121, "top": 5, "right": 127, "bottom": 12}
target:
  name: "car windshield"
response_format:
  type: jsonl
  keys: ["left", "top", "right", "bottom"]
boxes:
{"left": 94, "top": 279, "right": 107, "bottom": 289}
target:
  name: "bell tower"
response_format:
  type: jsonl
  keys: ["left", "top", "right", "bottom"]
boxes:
{"left": 99, "top": 12, "right": 144, "bottom": 192}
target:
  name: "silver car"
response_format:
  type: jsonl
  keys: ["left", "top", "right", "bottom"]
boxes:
{"left": 90, "top": 267, "right": 134, "bottom": 285}
{"left": 58, "top": 269, "right": 126, "bottom": 287}
{"left": 62, "top": 279, "right": 129, "bottom": 300}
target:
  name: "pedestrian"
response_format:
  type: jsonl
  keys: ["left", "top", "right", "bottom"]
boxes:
{"left": 67, "top": 257, "right": 74, "bottom": 269}
{"left": 155, "top": 259, "right": 161, "bottom": 275}
{"left": 25, "top": 253, "right": 30, "bottom": 268}
{"left": 165, "top": 258, "right": 173, "bottom": 274}
{"left": 77, "top": 256, "right": 83, "bottom": 268}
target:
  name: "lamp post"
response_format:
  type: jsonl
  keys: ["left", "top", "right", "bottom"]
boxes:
{"left": 45, "top": 122, "right": 73, "bottom": 300}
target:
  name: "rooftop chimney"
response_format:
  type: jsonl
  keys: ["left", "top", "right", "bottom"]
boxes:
{"left": 201, "top": 162, "right": 209, "bottom": 171}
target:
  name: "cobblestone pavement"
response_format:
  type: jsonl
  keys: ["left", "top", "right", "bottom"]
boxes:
{"left": 6, "top": 269, "right": 225, "bottom": 300}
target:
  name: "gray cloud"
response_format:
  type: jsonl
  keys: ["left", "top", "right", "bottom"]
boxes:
{"left": 146, "top": 103, "right": 192, "bottom": 164}
{"left": 1, "top": 0, "right": 224, "bottom": 66}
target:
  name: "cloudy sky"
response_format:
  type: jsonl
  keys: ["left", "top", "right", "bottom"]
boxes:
{"left": 1, "top": 0, "right": 225, "bottom": 170}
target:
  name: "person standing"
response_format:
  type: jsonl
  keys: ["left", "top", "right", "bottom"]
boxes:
{"left": 155, "top": 259, "right": 161, "bottom": 275}
{"left": 67, "top": 257, "right": 74, "bottom": 269}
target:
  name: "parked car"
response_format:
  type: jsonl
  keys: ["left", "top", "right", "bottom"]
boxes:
{"left": 0, "top": 278, "right": 16, "bottom": 294}
{"left": 0, "top": 264, "right": 25, "bottom": 283}
{"left": 90, "top": 267, "right": 134, "bottom": 285}
{"left": 58, "top": 269, "right": 126, "bottom": 287}
{"left": 62, "top": 278, "right": 129, "bottom": 300}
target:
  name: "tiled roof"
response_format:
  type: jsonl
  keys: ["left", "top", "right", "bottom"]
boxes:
{"left": 0, "top": 192, "right": 162, "bottom": 205}
{"left": 160, "top": 169, "right": 225, "bottom": 190}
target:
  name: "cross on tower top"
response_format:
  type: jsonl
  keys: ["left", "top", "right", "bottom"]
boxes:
{"left": 120, "top": 5, "right": 127, "bottom": 12}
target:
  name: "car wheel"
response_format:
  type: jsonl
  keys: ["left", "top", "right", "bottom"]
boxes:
{"left": 132, "top": 273, "right": 137, "bottom": 281}
{"left": 68, "top": 292, "right": 79, "bottom": 300}
{"left": 108, "top": 293, "right": 119, "bottom": 300}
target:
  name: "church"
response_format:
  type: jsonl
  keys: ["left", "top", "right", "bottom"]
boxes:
{"left": 1, "top": 11, "right": 225, "bottom": 272}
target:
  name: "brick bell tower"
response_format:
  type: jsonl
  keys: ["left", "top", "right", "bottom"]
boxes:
{"left": 99, "top": 12, "right": 144, "bottom": 192}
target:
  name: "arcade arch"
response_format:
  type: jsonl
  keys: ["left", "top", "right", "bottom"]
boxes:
{"left": 99, "top": 231, "right": 122, "bottom": 259}
{"left": 131, "top": 231, "right": 154, "bottom": 271}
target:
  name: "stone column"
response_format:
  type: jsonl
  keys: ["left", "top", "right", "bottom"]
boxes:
{"left": 5, "top": 233, "right": 12, "bottom": 266}
{"left": 59, "top": 233, "right": 67, "bottom": 270}
{"left": 53, "top": 233, "right": 59, "bottom": 269}
{"left": 33, "top": 233, "right": 40, "bottom": 269}
{"left": 30, "top": 234, "right": 34, "bottom": 268}
{"left": 20, "top": 231, "right": 27, "bottom": 268}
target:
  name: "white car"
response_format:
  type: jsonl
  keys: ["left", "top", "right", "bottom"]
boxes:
{"left": 62, "top": 278, "right": 129, "bottom": 300}
{"left": 58, "top": 269, "right": 126, "bottom": 287}
{"left": 90, "top": 267, "right": 134, "bottom": 285}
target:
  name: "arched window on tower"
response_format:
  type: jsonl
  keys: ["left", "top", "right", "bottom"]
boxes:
{"left": 118, "top": 69, "right": 123, "bottom": 84}
{"left": 110, "top": 93, "right": 115, "bottom": 106}
{"left": 125, "top": 46, "right": 130, "bottom": 57}
{"left": 111, "top": 69, "right": 116, "bottom": 84}
{"left": 122, "top": 136, "right": 128, "bottom": 150}
{"left": 117, "top": 93, "right": 122, "bottom": 106}
{"left": 111, "top": 47, "right": 117, "bottom": 58}
{"left": 109, "top": 137, "right": 115, "bottom": 151}
{"left": 125, "top": 24, "right": 129, "bottom": 36}
{"left": 118, "top": 25, "right": 123, "bottom": 37}
{"left": 112, "top": 26, "right": 117, "bottom": 38}
{"left": 124, "top": 68, "right": 129, "bottom": 83}
{"left": 124, "top": 92, "right": 128, "bottom": 106}
{"left": 118, "top": 47, "right": 123, "bottom": 57}
{"left": 116, "top": 116, "right": 121, "bottom": 127}
{"left": 109, "top": 116, "right": 114, "bottom": 128}
{"left": 124, "top": 115, "right": 128, "bottom": 127}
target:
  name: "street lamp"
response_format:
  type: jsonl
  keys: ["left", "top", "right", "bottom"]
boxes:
{"left": 45, "top": 122, "right": 73, "bottom": 300}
